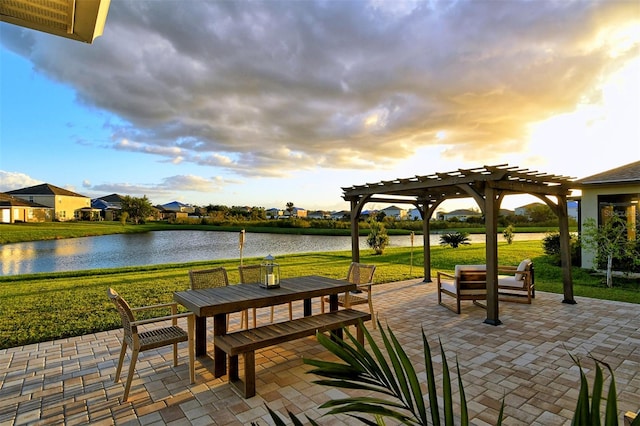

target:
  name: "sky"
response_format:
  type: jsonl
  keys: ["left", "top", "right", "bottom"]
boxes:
{"left": 1, "top": 0, "right": 639, "bottom": 213}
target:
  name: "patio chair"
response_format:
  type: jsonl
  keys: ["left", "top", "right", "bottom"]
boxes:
{"left": 322, "top": 262, "right": 377, "bottom": 329}
{"left": 238, "top": 264, "right": 293, "bottom": 327}
{"left": 189, "top": 267, "right": 231, "bottom": 330}
{"left": 437, "top": 265, "right": 487, "bottom": 314}
{"left": 189, "top": 266, "right": 229, "bottom": 290}
{"left": 107, "top": 288, "right": 194, "bottom": 402}
{"left": 498, "top": 259, "right": 535, "bottom": 304}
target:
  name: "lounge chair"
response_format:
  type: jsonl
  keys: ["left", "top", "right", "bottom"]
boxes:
{"left": 498, "top": 259, "right": 535, "bottom": 304}
{"left": 437, "top": 265, "right": 487, "bottom": 314}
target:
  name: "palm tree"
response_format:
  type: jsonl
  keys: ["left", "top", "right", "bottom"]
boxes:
{"left": 439, "top": 231, "right": 471, "bottom": 248}
{"left": 286, "top": 202, "right": 295, "bottom": 217}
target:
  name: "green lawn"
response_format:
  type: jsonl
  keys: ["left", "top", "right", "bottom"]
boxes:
{"left": 1, "top": 240, "right": 638, "bottom": 349}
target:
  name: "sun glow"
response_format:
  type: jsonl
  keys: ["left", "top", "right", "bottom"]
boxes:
{"left": 527, "top": 58, "right": 640, "bottom": 174}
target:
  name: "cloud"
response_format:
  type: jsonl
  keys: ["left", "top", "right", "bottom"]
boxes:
{"left": 84, "top": 174, "right": 234, "bottom": 198}
{"left": 0, "top": 171, "right": 43, "bottom": 191}
{"left": 1, "top": 0, "right": 638, "bottom": 177}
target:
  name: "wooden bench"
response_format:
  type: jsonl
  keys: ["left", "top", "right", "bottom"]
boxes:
{"left": 437, "top": 265, "right": 487, "bottom": 314}
{"left": 214, "top": 308, "right": 371, "bottom": 397}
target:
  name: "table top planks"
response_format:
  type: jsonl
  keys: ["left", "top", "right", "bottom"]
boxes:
{"left": 173, "top": 275, "right": 356, "bottom": 317}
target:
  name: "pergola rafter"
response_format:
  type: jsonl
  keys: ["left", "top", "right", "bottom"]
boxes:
{"left": 342, "top": 164, "right": 576, "bottom": 326}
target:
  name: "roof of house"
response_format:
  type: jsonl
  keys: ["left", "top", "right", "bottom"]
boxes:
{"left": 576, "top": 161, "right": 640, "bottom": 185}
{"left": 6, "top": 183, "right": 87, "bottom": 198}
{"left": 444, "top": 209, "right": 482, "bottom": 216}
{"left": 97, "top": 193, "right": 124, "bottom": 203}
{"left": 0, "top": 192, "right": 51, "bottom": 208}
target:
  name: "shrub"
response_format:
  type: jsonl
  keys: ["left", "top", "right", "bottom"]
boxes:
{"left": 542, "top": 232, "right": 580, "bottom": 266}
{"left": 366, "top": 220, "right": 390, "bottom": 255}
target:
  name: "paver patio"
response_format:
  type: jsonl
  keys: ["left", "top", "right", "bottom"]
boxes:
{"left": 1, "top": 279, "right": 638, "bottom": 425}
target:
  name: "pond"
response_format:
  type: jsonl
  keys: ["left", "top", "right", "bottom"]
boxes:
{"left": 0, "top": 231, "right": 546, "bottom": 276}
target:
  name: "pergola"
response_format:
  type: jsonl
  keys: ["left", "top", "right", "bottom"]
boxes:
{"left": 342, "top": 164, "right": 576, "bottom": 326}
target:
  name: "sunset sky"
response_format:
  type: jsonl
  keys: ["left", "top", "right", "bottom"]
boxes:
{"left": 1, "top": 0, "right": 639, "bottom": 213}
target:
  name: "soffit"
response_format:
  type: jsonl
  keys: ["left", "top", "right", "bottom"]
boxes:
{"left": 0, "top": 0, "right": 111, "bottom": 44}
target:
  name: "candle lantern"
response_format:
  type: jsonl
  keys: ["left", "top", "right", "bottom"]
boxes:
{"left": 260, "top": 254, "right": 280, "bottom": 289}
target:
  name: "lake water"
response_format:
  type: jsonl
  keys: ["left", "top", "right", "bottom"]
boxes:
{"left": 0, "top": 231, "right": 546, "bottom": 276}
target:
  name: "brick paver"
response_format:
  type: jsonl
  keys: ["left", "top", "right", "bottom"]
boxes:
{"left": 1, "top": 279, "right": 638, "bottom": 425}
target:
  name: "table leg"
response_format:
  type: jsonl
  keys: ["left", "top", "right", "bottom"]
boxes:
{"left": 213, "top": 314, "right": 227, "bottom": 378}
{"left": 329, "top": 294, "right": 343, "bottom": 339}
{"left": 195, "top": 316, "right": 207, "bottom": 356}
{"left": 304, "top": 298, "right": 312, "bottom": 316}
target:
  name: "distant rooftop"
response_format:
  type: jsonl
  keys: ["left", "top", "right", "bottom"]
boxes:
{"left": 7, "top": 183, "right": 87, "bottom": 198}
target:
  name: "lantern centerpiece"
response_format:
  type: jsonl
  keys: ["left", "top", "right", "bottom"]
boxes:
{"left": 260, "top": 254, "right": 280, "bottom": 289}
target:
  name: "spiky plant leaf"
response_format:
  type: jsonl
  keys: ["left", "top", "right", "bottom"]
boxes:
{"left": 570, "top": 353, "right": 591, "bottom": 426}
{"left": 422, "top": 330, "right": 440, "bottom": 425}
{"left": 440, "top": 338, "right": 454, "bottom": 426}
{"left": 261, "top": 405, "right": 321, "bottom": 426}
{"left": 379, "top": 323, "right": 414, "bottom": 411}
{"left": 456, "top": 357, "right": 468, "bottom": 426}
{"left": 591, "top": 360, "right": 604, "bottom": 426}
{"left": 599, "top": 360, "right": 618, "bottom": 426}
{"left": 389, "top": 323, "right": 428, "bottom": 423}
{"left": 322, "top": 402, "right": 414, "bottom": 423}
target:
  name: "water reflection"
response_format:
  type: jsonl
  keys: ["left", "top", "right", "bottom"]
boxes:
{"left": 0, "top": 230, "right": 545, "bottom": 276}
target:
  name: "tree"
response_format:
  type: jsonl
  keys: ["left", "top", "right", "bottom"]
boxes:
{"left": 120, "top": 195, "right": 154, "bottom": 225}
{"left": 366, "top": 219, "right": 389, "bottom": 255}
{"left": 581, "top": 216, "right": 638, "bottom": 287}
{"left": 528, "top": 204, "right": 554, "bottom": 223}
{"left": 439, "top": 231, "right": 470, "bottom": 248}
{"left": 285, "top": 202, "right": 294, "bottom": 217}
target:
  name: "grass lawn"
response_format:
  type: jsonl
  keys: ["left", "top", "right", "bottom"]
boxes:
{"left": 1, "top": 240, "right": 638, "bottom": 350}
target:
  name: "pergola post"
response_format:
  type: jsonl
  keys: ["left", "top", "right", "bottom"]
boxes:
{"left": 350, "top": 199, "right": 360, "bottom": 263}
{"left": 484, "top": 185, "right": 501, "bottom": 326}
{"left": 557, "top": 194, "right": 576, "bottom": 304}
{"left": 421, "top": 202, "right": 432, "bottom": 282}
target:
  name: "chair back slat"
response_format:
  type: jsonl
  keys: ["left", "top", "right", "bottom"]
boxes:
{"left": 347, "top": 262, "right": 376, "bottom": 285}
{"left": 107, "top": 288, "right": 137, "bottom": 340}
{"left": 239, "top": 265, "right": 262, "bottom": 284}
{"left": 189, "top": 267, "right": 229, "bottom": 290}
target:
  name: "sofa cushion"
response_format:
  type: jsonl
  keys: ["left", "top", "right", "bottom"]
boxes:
{"left": 498, "top": 276, "right": 526, "bottom": 289}
{"left": 515, "top": 259, "right": 531, "bottom": 281}
{"left": 439, "top": 279, "right": 457, "bottom": 294}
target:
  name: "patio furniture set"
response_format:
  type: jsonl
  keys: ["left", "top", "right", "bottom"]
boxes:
{"left": 107, "top": 262, "right": 377, "bottom": 401}
{"left": 437, "top": 259, "right": 535, "bottom": 314}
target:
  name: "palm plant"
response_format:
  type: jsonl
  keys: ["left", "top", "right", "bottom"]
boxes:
{"left": 439, "top": 232, "right": 471, "bottom": 248}
{"left": 260, "top": 319, "right": 503, "bottom": 425}
{"left": 259, "top": 322, "right": 639, "bottom": 425}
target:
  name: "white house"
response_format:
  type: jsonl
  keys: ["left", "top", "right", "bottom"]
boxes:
{"left": 575, "top": 161, "right": 640, "bottom": 269}
{"left": 380, "top": 205, "right": 406, "bottom": 220}
{"left": 438, "top": 209, "right": 482, "bottom": 221}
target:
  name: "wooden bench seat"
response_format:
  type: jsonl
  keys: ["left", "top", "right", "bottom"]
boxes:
{"left": 215, "top": 309, "right": 371, "bottom": 397}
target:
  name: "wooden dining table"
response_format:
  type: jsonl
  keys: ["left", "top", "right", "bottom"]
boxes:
{"left": 173, "top": 275, "right": 357, "bottom": 377}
